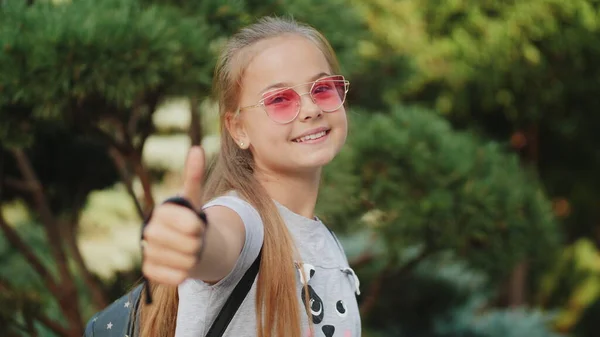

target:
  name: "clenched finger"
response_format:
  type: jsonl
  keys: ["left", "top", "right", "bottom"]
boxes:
{"left": 143, "top": 225, "right": 202, "bottom": 256}
{"left": 152, "top": 204, "right": 206, "bottom": 237}
{"left": 143, "top": 243, "right": 198, "bottom": 271}
{"left": 142, "top": 262, "right": 187, "bottom": 286}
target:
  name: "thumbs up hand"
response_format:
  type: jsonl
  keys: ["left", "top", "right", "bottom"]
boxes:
{"left": 142, "top": 146, "right": 207, "bottom": 285}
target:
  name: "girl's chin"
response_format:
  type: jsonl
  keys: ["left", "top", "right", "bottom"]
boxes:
{"left": 293, "top": 149, "right": 339, "bottom": 170}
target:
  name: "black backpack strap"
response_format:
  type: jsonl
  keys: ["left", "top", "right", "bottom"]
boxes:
{"left": 205, "top": 248, "right": 262, "bottom": 337}
{"left": 124, "top": 249, "right": 261, "bottom": 337}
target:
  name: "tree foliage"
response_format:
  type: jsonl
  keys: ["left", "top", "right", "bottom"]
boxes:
{"left": 0, "top": 0, "right": 587, "bottom": 336}
{"left": 351, "top": 0, "right": 600, "bottom": 243}
{"left": 319, "top": 105, "right": 560, "bottom": 283}
{"left": 0, "top": 0, "right": 366, "bottom": 335}
{"left": 0, "top": 0, "right": 214, "bottom": 147}
{"left": 363, "top": 258, "right": 562, "bottom": 337}
{"left": 0, "top": 0, "right": 218, "bottom": 335}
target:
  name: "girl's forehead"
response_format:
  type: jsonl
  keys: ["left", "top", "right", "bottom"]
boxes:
{"left": 240, "top": 35, "right": 331, "bottom": 93}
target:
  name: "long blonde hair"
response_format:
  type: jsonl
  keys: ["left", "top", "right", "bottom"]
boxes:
{"left": 139, "top": 16, "right": 342, "bottom": 337}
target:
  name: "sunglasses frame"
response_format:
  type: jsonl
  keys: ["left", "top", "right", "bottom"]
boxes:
{"left": 237, "top": 75, "right": 350, "bottom": 125}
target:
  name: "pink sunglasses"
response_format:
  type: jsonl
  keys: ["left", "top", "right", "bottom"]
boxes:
{"left": 237, "top": 75, "right": 350, "bottom": 124}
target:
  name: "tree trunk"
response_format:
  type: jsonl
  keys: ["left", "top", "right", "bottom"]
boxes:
{"left": 189, "top": 96, "right": 203, "bottom": 146}
{"left": 507, "top": 261, "right": 529, "bottom": 307}
{"left": 0, "top": 278, "right": 70, "bottom": 336}
{"left": 0, "top": 211, "right": 60, "bottom": 295}
{"left": 61, "top": 219, "right": 108, "bottom": 310}
{"left": 131, "top": 151, "right": 154, "bottom": 218}
{"left": 503, "top": 124, "right": 539, "bottom": 307}
{"left": 359, "top": 263, "right": 391, "bottom": 317}
{"left": 507, "top": 124, "right": 538, "bottom": 306}
{"left": 108, "top": 147, "right": 144, "bottom": 219}
{"left": 10, "top": 149, "right": 84, "bottom": 335}
{"left": 35, "top": 313, "right": 71, "bottom": 337}
{"left": 359, "top": 249, "right": 429, "bottom": 316}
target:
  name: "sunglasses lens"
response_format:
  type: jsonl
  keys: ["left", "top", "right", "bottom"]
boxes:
{"left": 263, "top": 88, "right": 300, "bottom": 123}
{"left": 311, "top": 76, "right": 347, "bottom": 112}
{"left": 261, "top": 76, "right": 348, "bottom": 123}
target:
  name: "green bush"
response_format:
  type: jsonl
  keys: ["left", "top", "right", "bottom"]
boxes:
{"left": 0, "top": 220, "right": 89, "bottom": 337}
{"left": 574, "top": 296, "right": 600, "bottom": 337}
{"left": 363, "top": 257, "right": 563, "bottom": 337}
{"left": 320, "top": 105, "right": 561, "bottom": 283}
{"left": 0, "top": 0, "right": 214, "bottom": 147}
{"left": 351, "top": 0, "right": 600, "bottom": 244}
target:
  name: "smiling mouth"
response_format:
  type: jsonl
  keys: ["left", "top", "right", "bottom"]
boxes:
{"left": 292, "top": 129, "right": 331, "bottom": 143}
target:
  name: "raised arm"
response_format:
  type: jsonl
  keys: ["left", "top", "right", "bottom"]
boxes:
{"left": 141, "top": 147, "right": 246, "bottom": 285}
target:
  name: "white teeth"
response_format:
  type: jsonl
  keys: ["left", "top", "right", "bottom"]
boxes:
{"left": 294, "top": 130, "right": 327, "bottom": 143}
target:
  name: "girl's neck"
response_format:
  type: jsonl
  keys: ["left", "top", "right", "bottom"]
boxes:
{"left": 254, "top": 168, "right": 321, "bottom": 220}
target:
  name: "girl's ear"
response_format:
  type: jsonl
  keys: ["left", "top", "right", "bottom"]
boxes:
{"left": 225, "top": 111, "right": 250, "bottom": 149}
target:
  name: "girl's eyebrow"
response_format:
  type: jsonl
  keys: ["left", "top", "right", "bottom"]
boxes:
{"left": 259, "top": 72, "right": 331, "bottom": 95}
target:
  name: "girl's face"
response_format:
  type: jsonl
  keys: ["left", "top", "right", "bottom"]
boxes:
{"left": 229, "top": 34, "right": 348, "bottom": 175}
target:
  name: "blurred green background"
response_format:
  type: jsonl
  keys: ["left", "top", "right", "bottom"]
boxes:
{"left": 1, "top": 0, "right": 599, "bottom": 336}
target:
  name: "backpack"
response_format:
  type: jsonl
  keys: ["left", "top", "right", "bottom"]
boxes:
{"left": 83, "top": 249, "right": 261, "bottom": 337}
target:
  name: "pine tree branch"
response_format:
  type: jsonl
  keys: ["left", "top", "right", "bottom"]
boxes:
{"left": 64, "top": 190, "right": 108, "bottom": 308}
{"left": 107, "top": 147, "right": 144, "bottom": 219}
{"left": 189, "top": 95, "right": 203, "bottom": 146}
{"left": 349, "top": 232, "right": 379, "bottom": 269}
{"left": 359, "top": 262, "right": 392, "bottom": 317}
{"left": 10, "top": 149, "right": 70, "bottom": 281}
{"left": 61, "top": 212, "right": 108, "bottom": 310}
{"left": 359, "top": 249, "right": 431, "bottom": 316}
{"left": 120, "top": 96, "right": 157, "bottom": 217}
{"left": 349, "top": 251, "right": 375, "bottom": 269}
{"left": 133, "top": 94, "right": 159, "bottom": 154}
{"left": 3, "top": 177, "right": 34, "bottom": 192}
{"left": 1, "top": 315, "right": 34, "bottom": 337}
{"left": 131, "top": 151, "right": 154, "bottom": 218}
{"left": 0, "top": 211, "right": 60, "bottom": 294}
{"left": 89, "top": 127, "right": 131, "bottom": 155}
{"left": 128, "top": 100, "right": 144, "bottom": 149}
{"left": 10, "top": 149, "right": 83, "bottom": 333}
{"left": 34, "top": 312, "right": 70, "bottom": 337}
{"left": 24, "top": 311, "right": 38, "bottom": 337}
{"left": 0, "top": 277, "right": 66, "bottom": 337}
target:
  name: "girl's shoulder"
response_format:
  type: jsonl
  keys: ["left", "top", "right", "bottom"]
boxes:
{"left": 203, "top": 191, "right": 262, "bottom": 226}
{"left": 204, "top": 190, "right": 256, "bottom": 211}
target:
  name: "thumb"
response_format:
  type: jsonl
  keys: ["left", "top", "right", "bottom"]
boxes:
{"left": 181, "top": 146, "right": 205, "bottom": 209}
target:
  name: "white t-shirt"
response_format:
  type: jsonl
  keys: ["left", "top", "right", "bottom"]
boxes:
{"left": 175, "top": 193, "right": 362, "bottom": 337}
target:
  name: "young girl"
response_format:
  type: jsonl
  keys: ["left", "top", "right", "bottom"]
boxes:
{"left": 87, "top": 16, "right": 361, "bottom": 337}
